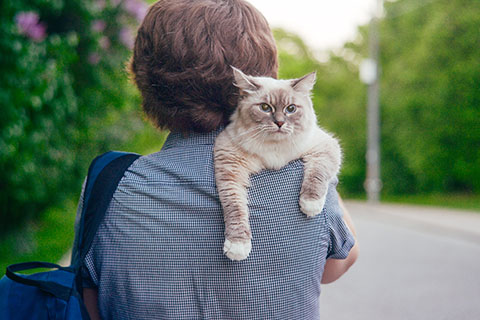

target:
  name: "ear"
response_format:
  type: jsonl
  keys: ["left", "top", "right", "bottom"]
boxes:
{"left": 231, "top": 66, "right": 260, "bottom": 93}
{"left": 291, "top": 71, "right": 316, "bottom": 93}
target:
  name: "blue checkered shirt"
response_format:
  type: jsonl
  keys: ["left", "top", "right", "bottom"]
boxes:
{"left": 76, "top": 128, "right": 355, "bottom": 319}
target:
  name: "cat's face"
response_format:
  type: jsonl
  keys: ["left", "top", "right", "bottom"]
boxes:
{"left": 231, "top": 67, "right": 317, "bottom": 142}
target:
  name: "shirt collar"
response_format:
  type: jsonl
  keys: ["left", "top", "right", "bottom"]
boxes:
{"left": 162, "top": 126, "right": 225, "bottom": 149}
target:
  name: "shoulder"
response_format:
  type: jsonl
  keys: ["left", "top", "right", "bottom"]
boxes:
{"left": 249, "top": 160, "right": 304, "bottom": 191}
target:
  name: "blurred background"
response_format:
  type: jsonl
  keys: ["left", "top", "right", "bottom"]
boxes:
{"left": 0, "top": 0, "right": 479, "bottom": 317}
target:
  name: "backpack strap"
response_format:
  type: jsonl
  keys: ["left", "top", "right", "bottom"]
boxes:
{"left": 74, "top": 151, "right": 140, "bottom": 267}
{"left": 3, "top": 151, "right": 139, "bottom": 312}
{"left": 5, "top": 262, "right": 72, "bottom": 300}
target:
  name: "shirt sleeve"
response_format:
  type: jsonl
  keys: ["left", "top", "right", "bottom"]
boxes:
{"left": 324, "top": 179, "right": 355, "bottom": 260}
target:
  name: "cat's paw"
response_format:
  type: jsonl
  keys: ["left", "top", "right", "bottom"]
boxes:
{"left": 299, "top": 194, "right": 326, "bottom": 217}
{"left": 223, "top": 239, "right": 252, "bottom": 261}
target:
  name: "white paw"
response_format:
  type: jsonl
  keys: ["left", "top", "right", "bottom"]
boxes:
{"left": 223, "top": 239, "right": 252, "bottom": 261}
{"left": 299, "top": 194, "right": 326, "bottom": 217}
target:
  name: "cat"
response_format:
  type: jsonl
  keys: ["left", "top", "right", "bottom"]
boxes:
{"left": 214, "top": 67, "right": 342, "bottom": 261}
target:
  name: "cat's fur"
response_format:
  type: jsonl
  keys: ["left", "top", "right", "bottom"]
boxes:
{"left": 214, "top": 67, "right": 342, "bottom": 261}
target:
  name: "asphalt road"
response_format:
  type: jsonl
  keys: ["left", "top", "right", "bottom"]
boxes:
{"left": 320, "top": 201, "right": 480, "bottom": 320}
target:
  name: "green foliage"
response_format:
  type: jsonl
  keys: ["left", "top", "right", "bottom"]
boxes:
{"left": 380, "top": 0, "right": 480, "bottom": 194}
{"left": 381, "top": 193, "right": 480, "bottom": 212}
{"left": 0, "top": 0, "right": 158, "bottom": 234}
{"left": 0, "top": 198, "right": 77, "bottom": 276}
{"left": 275, "top": 0, "right": 480, "bottom": 197}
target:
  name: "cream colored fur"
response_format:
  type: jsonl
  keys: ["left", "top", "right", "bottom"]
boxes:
{"left": 214, "top": 67, "right": 342, "bottom": 261}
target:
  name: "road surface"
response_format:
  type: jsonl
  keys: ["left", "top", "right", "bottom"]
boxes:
{"left": 320, "top": 201, "right": 480, "bottom": 320}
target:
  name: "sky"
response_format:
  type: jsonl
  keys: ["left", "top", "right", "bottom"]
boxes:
{"left": 248, "top": 0, "right": 379, "bottom": 51}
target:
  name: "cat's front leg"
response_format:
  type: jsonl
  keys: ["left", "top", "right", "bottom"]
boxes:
{"left": 214, "top": 139, "right": 258, "bottom": 261}
{"left": 300, "top": 137, "right": 341, "bottom": 217}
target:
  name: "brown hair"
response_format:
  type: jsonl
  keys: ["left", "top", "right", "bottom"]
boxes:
{"left": 130, "top": 0, "right": 278, "bottom": 133}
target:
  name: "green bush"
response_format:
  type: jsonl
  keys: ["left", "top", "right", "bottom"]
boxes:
{"left": 0, "top": 0, "right": 151, "bottom": 234}
{"left": 274, "top": 0, "right": 480, "bottom": 196}
{"left": 380, "top": 0, "right": 480, "bottom": 194}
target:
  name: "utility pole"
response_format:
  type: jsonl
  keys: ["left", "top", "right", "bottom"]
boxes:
{"left": 360, "top": 0, "right": 383, "bottom": 202}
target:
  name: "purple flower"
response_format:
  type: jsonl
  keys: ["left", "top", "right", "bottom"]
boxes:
{"left": 99, "top": 36, "right": 111, "bottom": 49}
{"left": 123, "top": 0, "right": 148, "bottom": 22}
{"left": 111, "top": 0, "right": 122, "bottom": 7}
{"left": 88, "top": 52, "right": 101, "bottom": 65}
{"left": 91, "top": 20, "right": 106, "bottom": 33}
{"left": 96, "top": 0, "right": 106, "bottom": 11}
{"left": 119, "top": 27, "right": 134, "bottom": 49}
{"left": 15, "top": 11, "right": 47, "bottom": 42}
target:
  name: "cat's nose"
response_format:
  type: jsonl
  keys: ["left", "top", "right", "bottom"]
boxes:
{"left": 274, "top": 120, "right": 285, "bottom": 128}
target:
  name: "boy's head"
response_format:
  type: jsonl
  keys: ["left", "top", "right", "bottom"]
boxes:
{"left": 130, "top": 0, "right": 278, "bottom": 133}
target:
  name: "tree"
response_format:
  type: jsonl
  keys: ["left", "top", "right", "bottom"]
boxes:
{"left": 380, "top": 0, "right": 480, "bottom": 193}
{"left": 0, "top": 0, "right": 150, "bottom": 233}
{"left": 274, "top": 0, "right": 480, "bottom": 196}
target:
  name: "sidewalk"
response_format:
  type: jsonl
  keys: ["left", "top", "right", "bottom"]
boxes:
{"left": 345, "top": 200, "right": 480, "bottom": 244}
{"left": 321, "top": 200, "right": 480, "bottom": 320}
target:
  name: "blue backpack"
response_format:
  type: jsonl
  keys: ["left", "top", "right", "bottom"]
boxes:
{"left": 0, "top": 151, "right": 140, "bottom": 320}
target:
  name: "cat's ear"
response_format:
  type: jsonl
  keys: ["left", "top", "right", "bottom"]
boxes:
{"left": 291, "top": 71, "right": 316, "bottom": 93}
{"left": 231, "top": 66, "right": 260, "bottom": 94}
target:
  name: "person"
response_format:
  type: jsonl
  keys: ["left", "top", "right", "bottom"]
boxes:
{"left": 74, "top": 0, "right": 358, "bottom": 319}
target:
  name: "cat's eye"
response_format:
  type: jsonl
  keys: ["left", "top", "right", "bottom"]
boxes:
{"left": 259, "top": 103, "right": 272, "bottom": 113}
{"left": 285, "top": 104, "right": 297, "bottom": 114}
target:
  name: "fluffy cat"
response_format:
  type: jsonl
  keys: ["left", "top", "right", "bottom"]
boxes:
{"left": 214, "top": 67, "right": 342, "bottom": 261}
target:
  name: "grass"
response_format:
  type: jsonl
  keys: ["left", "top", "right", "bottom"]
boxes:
{"left": 346, "top": 192, "right": 480, "bottom": 213}
{"left": 0, "top": 198, "right": 78, "bottom": 275}
{"left": 380, "top": 193, "right": 480, "bottom": 212}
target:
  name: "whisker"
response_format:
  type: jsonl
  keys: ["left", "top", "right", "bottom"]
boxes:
{"left": 231, "top": 126, "right": 262, "bottom": 141}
